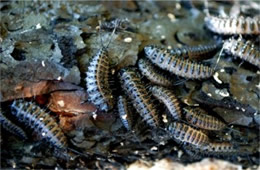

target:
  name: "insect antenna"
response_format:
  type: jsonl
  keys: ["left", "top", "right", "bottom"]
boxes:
{"left": 213, "top": 43, "right": 225, "bottom": 72}
{"left": 98, "top": 20, "right": 104, "bottom": 49}
{"left": 173, "top": 79, "right": 187, "bottom": 86}
{"left": 67, "top": 147, "right": 90, "bottom": 158}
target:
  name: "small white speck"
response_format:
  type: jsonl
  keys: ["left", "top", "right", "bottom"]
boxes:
{"left": 161, "top": 35, "right": 166, "bottom": 39}
{"left": 241, "top": 108, "right": 245, "bottom": 112}
{"left": 73, "top": 13, "right": 80, "bottom": 19}
{"left": 220, "top": 69, "right": 225, "bottom": 72}
{"left": 173, "top": 146, "right": 178, "bottom": 151}
{"left": 134, "top": 150, "right": 139, "bottom": 154}
{"left": 12, "top": 162, "right": 16, "bottom": 168}
{"left": 42, "top": 132, "right": 46, "bottom": 136}
{"left": 236, "top": 106, "right": 240, "bottom": 110}
{"left": 254, "top": 112, "right": 258, "bottom": 116}
{"left": 57, "top": 100, "right": 65, "bottom": 107}
{"left": 150, "top": 146, "right": 158, "bottom": 151}
{"left": 213, "top": 72, "right": 222, "bottom": 84}
{"left": 120, "top": 142, "right": 124, "bottom": 146}
{"left": 162, "top": 114, "right": 168, "bottom": 123}
{"left": 230, "top": 125, "right": 234, "bottom": 128}
{"left": 41, "top": 60, "right": 45, "bottom": 67}
{"left": 40, "top": 118, "right": 44, "bottom": 121}
{"left": 225, "top": 133, "right": 229, "bottom": 136}
{"left": 36, "top": 23, "right": 42, "bottom": 29}
{"left": 207, "top": 93, "right": 212, "bottom": 97}
{"left": 156, "top": 25, "right": 162, "bottom": 29}
{"left": 177, "top": 44, "right": 182, "bottom": 48}
{"left": 177, "top": 150, "right": 183, "bottom": 158}
{"left": 256, "top": 83, "right": 260, "bottom": 89}
{"left": 176, "top": 3, "right": 181, "bottom": 10}
{"left": 257, "top": 71, "right": 260, "bottom": 75}
{"left": 122, "top": 114, "right": 127, "bottom": 120}
{"left": 159, "top": 141, "right": 165, "bottom": 145}
{"left": 55, "top": 167, "right": 58, "bottom": 170}
{"left": 124, "top": 37, "right": 132, "bottom": 43}
{"left": 57, "top": 76, "right": 62, "bottom": 81}
{"left": 92, "top": 112, "right": 97, "bottom": 120}
{"left": 215, "top": 89, "right": 229, "bottom": 97}
{"left": 167, "top": 13, "right": 176, "bottom": 22}
{"left": 111, "top": 69, "right": 116, "bottom": 75}
{"left": 167, "top": 46, "right": 172, "bottom": 49}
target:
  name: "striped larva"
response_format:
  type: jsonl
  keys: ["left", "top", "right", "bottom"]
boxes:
{"left": 169, "top": 44, "right": 219, "bottom": 60}
{"left": 183, "top": 107, "right": 226, "bottom": 131}
{"left": 184, "top": 142, "right": 237, "bottom": 158}
{"left": 137, "top": 58, "right": 174, "bottom": 87}
{"left": 149, "top": 85, "right": 182, "bottom": 120}
{"left": 204, "top": 142, "right": 237, "bottom": 155}
{"left": 10, "top": 100, "right": 67, "bottom": 150}
{"left": 118, "top": 68, "right": 160, "bottom": 127}
{"left": 144, "top": 46, "right": 214, "bottom": 79}
{"left": 204, "top": 15, "right": 260, "bottom": 35}
{"left": 86, "top": 48, "right": 115, "bottom": 111}
{"left": 223, "top": 37, "right": 260, "bottom": 68}
{"left": 0, "top": 109, "right": 27, "bottom": 139}
{"left": 117, "top": 95, "right": 133, "bottom": 131}
{"left": 167, "top": 122, "right": 209, "bottom": 148}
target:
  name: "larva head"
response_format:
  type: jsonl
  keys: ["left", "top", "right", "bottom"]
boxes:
{"left": 118, "top": 68, "right": 139, "bottom": 79}
{"left": 144, "top": 45, "right": 158, "bottom": 59}
{"left": 137, "top": 58, "right": 150, "bottom": 71}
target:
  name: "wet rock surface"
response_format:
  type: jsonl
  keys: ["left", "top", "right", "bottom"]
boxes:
{"left": 0, "top": 1, "right": 259, "bottom": 169}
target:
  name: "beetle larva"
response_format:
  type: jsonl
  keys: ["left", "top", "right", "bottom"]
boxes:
{"left": 86, "top": 48, "right": 115, "bottom": 111}
{"left": 118, "top": 68, "right": 160, "bottom": 127}
{"left": 137, "top": 58, "right": 174, "bottom": 87}
{"left": 183, "top": 107, "right": 226, "bottom": 131}
{"left": 185, "top": 142, "right": 252, "bottom": 159}
{"left": 0, "top": 109, "right": 27, "bottom": 139}
{"left": 169, "top": 44, "right": 219, "bottom": 60}
{"left": 167, "top": 122, "right": 209, "bottom": 148}
{"left": 144, "top": 46, "right": 214, "bottom": 79}
{"left": 117, "top": 95, "right": 133, "bottom": 131}
{"left": 223, "top": 37, "right": 260, "bottom": 68}
{"left": 149, "top": 85, "right": 182, "bottom": 120}
{"left": 204, "top": 142, "right": 236, "bottom": 154}
{"left": 10, "top": 100, "right": 67, "bottom": 149}
{"left": 204, "top": 15, "right": 260, "bottom": 35}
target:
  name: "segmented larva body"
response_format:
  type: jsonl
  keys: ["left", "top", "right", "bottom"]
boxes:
{"left": 223, "top": 37, "right": 260, "bottom": 68}
{"left": 86, "top": 49, "right": 114, "bottom": 111}
{"left": 0, "top": 110, "right": 27, "bottom": 139}
{"left": 183, "top": 107, "right": 226, "bottom": 131}
{"left": 184, "top": 142, "right": 237, "bottom": 158}
{"left": 144, "top": 46, "right": 214, "bottom": 79}
{"left": 167, "top": 122, "right": 209, "bottom": 148}
{"left": 149, "top": 85, "right": 181, "bottom": 120}
{"left": 204, "top": 15, "right": 260, "bottom": 35}
{"left": 11, "top": 100, "right": 67, "bottom": 149}
{"left": 138, "top": 58, "right": 174, "bottom": 87}
{"left": 117, "top": 95, "right": 133, "bottom": 131}
{"left": 170, "top": 44, "right": 219, "bottom": 60}
{"left": 118, "top": 68, "right": 160, "bottom": 127}
{"left": 203, "top": 142, "right": 237, "bottom": 156}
